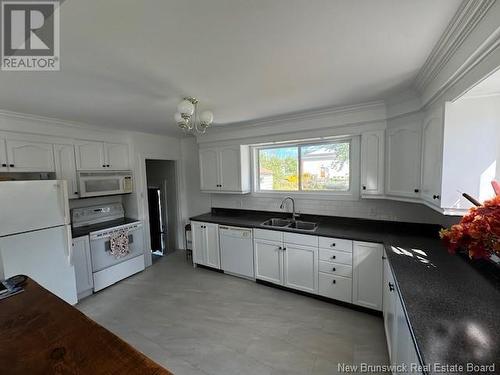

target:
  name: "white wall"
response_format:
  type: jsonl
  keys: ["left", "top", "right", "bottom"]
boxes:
{"left": 443, "top": 95, "right": 500, "bottom": 208}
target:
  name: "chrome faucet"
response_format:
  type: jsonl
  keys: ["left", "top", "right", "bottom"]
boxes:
{"left": 280, "top": 196, "right": 299, "bottom": 221}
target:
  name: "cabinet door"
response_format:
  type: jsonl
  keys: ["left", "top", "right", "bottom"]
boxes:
{"left": 0, "top": 138, "right": 7, "bottom": 170}
{"left": 75, "top": 141, "right": 106, "bottom": 170}
{"left": 386, "top": 125, "right": 421, "bottom": 198}
{"left": 394, "top": 295, "right": 421, "bottom": 372}
{"left": 192, "top": 222, "right": 206, "bottom": 265}
{"left": 361, "top": 130, "right": 384, "bottom": 196}
{"left": 72, "top": 236, "right": 93, "bottom": 298}
{"left": 54, "top": 144, "right": 79, "bottom": 199}
{"left": 254, "top": 239, "right": 283, "bottom": 285}
{"left": 219, "top": 146, "right": 241, "bottom": 192}
{"left": 6, "top": 140, "right": 55, "bottom": 172}
{"left": 199, "top": 148, "right": 220, "bottom": 191}
{"left": 421, "top": 114, "right": 443, "bottom": 206}
{"left": 283, "top": 243, "right": 318, "bottom": 293}
{"left": 204, "top": 223, "right": 220, "bottom": 269}
{"left": 383, "top": 253, "right": 397, "bottom": 363}
{"left": 106, "top": 142, "right": 130, "bottom": 170}
{"left": 352, "top": 241, "right": 383, "bottom": 311}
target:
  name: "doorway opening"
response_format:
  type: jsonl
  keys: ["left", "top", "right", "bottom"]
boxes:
{"left": 145, "top": 159, "right": 178, "bottom": 261}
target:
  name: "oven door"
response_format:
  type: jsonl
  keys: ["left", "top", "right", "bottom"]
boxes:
{"left": 78, "top": 172, "right": 132, "bottom": 198}
{"left": 90, "top": 227, "right": 144, "bottom": 272}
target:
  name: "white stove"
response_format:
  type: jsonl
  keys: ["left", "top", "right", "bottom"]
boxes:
{"left": 72, "top": 203, "right": 145, "bottom": 292}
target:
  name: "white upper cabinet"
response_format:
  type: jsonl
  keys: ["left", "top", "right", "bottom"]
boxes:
{"left": 106, "top": 142, "right": 130, "bottom": 170}
{"left": 199, "top": 148, "right": 219, "bottom": 191}
{"left": 75, "top": 141, "right": 106, "bottom": 170}
{"left": 360, "top": 130, "right": 385, "bottom": 196}
{"left": 0, "top": 137, "right": 7, "bottom": 171}
{"left": 199, "top": 145, "right": 250, "bottom": 193}
{"left": 54, "top": 144, "right": 79, "bottom": 199}
{"left": 75, "top": 141, "right": 129, "bottom": 171}
{"left": 352, "top": 241, "right": 383, "bottom": 311}
{"left": 386, "top": 124, "right": 422, "bottom": 198}
{"left": 421, "top": 110, "right": 444, "bottom": 206}
{"left": 5, "top": 139, "right": 55, "bottom": 172}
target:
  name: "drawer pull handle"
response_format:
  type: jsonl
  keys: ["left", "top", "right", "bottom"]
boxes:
{"left": 332, "top": 267, "right": 336, "bottom": 271}
{"left": 1, "top": 163, "right": 6, "bottom": 167}
{"left": 331, "top": 243, "right": 336, "bottom": 247}
{"left": 283, "top": 247, "right": 286, "bottom": 251}
{"left": 389, "top": 282, "right": 394, "bottom": 292}
{"left": 9, "top": 164, "right": 14, "bottom": 168}
{"left": 331, "top": 255, "right": 336, "bottom": 259}
{"left": 332, "top": 280, "right": 336, "bottom": 284}
{"left": 278, "top": 246, "right": 282, "bottom": 250}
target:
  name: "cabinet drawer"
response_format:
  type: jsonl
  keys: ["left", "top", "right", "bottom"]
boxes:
{"left": 319, "top": 249, "right": 352, "bottom": 265}
{"left": 253, "top": 228, "right": 283, "bottom": 242}
{"left": 283, "top": 232, "right": 318, "bottom": 247}
{"left": 319, "top": 261, "right": 352, "bottom": 278}
{"left": 318, "top": 273, "right": 352, "bottom": 303}
{"left": 318, "top": 236, "right": 352, "bottom": 252}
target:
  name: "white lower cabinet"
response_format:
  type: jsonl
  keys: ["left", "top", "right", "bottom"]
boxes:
{"left": 318, "top": 237, "right": 353, "bottom": 303}
{"left": 192, "top": 221, "right": 221, "bottom": 269}
{"left": 352, "top": 241, "right": 383, "bottom": 311}
{"left": 283, "top": 243, "right": 318, "bottom": 293}
{"left": 254, "top": 239, "right": 283, "bottom": 284}
{"left": 72, "top": 236, "right": 93, "bottom": 300}
{"left": 383, "top": 250, "right": 422, "bottom": 374}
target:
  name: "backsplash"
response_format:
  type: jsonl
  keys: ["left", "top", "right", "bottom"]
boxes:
{"left": 210, "top": 194, "right": 460, "bottom": 227}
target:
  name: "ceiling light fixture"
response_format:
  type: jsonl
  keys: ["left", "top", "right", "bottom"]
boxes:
{"left": 175, "top": 97, "right": 213, "bottom": 134}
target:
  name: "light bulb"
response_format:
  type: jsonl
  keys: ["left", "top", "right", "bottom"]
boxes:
{"left": 177, "top": 99, "right": 195, "bottom": 116}
{"left": 174, "top": 112, "right": 183, "bottom": 123}
{"left": 200, "top": 110, "right": 213, "bottom": 125}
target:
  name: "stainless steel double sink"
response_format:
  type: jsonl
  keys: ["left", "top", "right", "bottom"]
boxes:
{"left": 260, "top": 218, "right": 318, "bottom": 232}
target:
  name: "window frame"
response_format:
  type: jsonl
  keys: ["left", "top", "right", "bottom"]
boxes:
{"left": 252, "top": 137, "right": 359, "bottom": 200}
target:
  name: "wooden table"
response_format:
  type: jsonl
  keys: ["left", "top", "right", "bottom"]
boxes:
{"left": 0, "top": 278, "right": 172, "bottom": 375}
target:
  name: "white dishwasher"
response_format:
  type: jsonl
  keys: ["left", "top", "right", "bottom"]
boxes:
{"left": 219, "top": 226, "right": 254, "bottom": 279}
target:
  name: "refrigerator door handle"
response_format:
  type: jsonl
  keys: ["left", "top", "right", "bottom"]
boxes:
{"left": 66, "top": 226, "right": 74, "bottom": 267}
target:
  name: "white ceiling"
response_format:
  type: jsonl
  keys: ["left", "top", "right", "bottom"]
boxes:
{"left": 0, "top": 0, "right": 462, "bottom": 135}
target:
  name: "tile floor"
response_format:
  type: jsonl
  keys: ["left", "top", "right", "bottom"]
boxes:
{"left": 77, "top": 251, "right": 389, "bottom": 375}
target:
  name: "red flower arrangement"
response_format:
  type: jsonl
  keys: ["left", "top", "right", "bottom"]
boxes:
{"left": 440, "top": 189, "right": 500, "bottom": 259}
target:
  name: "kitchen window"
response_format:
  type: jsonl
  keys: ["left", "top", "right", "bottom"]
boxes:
{"left": 255, "top": 140, "right": 352, "bottom": 193}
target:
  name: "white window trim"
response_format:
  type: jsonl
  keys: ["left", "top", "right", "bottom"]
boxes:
{"left": 251, "top": 136, "right": 360, "bottom": 201}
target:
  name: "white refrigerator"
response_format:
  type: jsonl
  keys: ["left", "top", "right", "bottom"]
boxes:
{"left": 0, "top": 180, "right": 77, "bottom": 305}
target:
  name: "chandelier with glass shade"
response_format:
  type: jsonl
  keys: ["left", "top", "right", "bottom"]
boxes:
{"left": 175, "top": 97, "right": 213, "bottom": 134}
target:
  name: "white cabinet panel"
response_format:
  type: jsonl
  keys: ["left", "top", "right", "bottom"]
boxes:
{"left": 219, "top": 146, "right": 241, "bottom": 191}
{"left": 319, "top": 261, "right": 352, "bottom": 278}
{"left": 319, "top": 248, "right": 352, "bottom": 265}
{"left": 192, "top": 222, "right": 206, "bottom": 265}
{"left": 199, "top": 145, "right": 250, "bottom": 193}
{"left": 421, "top": 113, "right": 443, "bottom": 206}
{"left": 205, "top": 223, "right": 220, "bottom": 269}
{"left": 75, "top": 141, "right": 106, "bottom": 170}
{"left": 54, "top": 144, "right": 79, "bottom": 199}
{"left": 387, "top": 125, "right": 421, "bottom": 198}
{"left": 383, "top": 253, "right": 397, "bottom": 362}
{"left": 199, "top": 148, "right": 219, "bottom": 191}
{"left": 106, "top": 142, "right": 129, "bottom": 170}
{"left": 0, "top": 137, "right": 7, "bottom": 170}
{"left": 283, "top": 243, "right": 317, "bottom": 293}
{"left": 254, "top": 239, "right": 282, "bottom": 285}
{"left": 6, "top": 140, "right": 55, "bottom": 172}
{"left": 191, "top": 221, "right": 220, "bottom": 269}
{"left": 361, "top": 130, "right": 385, "bottom": 196}
{"left": 72, "top": 236, "right": 93, "bottom": 299}
{"left": 352, "top": 241, "right": 383, "bottom": 311}
{"left": 318, "top": 273, "right": 352, "bottom": 303}
{"left": 318, "top": 237, "right": 353, "bottom": 252}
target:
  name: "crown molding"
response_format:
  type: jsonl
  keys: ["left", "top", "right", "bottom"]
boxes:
{"left": 414, "top": 0, "right": 495, "bottom": 94}
{"left": 209, "top": 101, "right": 386, "bottom": 132}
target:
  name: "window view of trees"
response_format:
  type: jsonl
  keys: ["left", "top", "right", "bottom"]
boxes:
{"left": 258, "top": 141, "right": 350, "bottom": 192}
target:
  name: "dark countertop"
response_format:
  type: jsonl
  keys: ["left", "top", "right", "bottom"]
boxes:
{"left": 191, "top": 208, "right": 500, "bottom": 373}
{"left": 72, "top": 217, "right": 140, "bottom": 238}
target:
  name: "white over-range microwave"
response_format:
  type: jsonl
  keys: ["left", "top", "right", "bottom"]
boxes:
{"left": 78, "top": 171, "right": 133, "bottom": 198}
